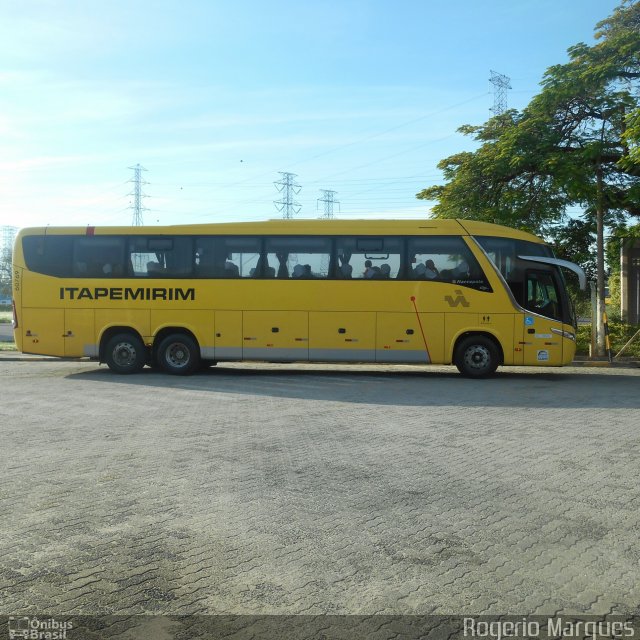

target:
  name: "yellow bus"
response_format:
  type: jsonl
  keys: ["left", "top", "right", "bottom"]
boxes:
{"left": 11, "top": 219, "right": 585, "bottom": 377}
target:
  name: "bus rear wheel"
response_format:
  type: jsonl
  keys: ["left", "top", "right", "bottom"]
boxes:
{"left": 157, "top": 333, "right": 200, "bottom": 375}
{"left": 104, "top": 333, "right": 146, "bottom": 374}
{"left": 454, "top": 335, "right": 499, "bottom": 378}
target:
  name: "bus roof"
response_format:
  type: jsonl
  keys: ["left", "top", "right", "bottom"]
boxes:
{"left": 16, "top": 218, "right": 546, "bottom": 244}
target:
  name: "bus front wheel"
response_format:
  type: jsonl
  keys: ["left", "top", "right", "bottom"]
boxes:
{"left": 454, "top": 335, "right": 499, "bottom": 378}
{"left": 104, "top": 333, "right": 146, "bottom": 374}
{"left": 157, "top": 333, "right": 200, "bottom": 375}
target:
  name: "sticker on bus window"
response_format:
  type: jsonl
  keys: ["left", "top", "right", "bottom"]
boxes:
{"left": 537, "top": 350, "right": 549, "bottom": 361}
{"left": 524, "top": 316, "right": 535, "bottom": 326}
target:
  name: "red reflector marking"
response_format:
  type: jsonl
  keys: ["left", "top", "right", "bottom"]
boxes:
{"left": 86, "top": 226, "right": 95, "bottom": 236}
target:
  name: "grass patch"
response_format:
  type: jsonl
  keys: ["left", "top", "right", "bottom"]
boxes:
{"left": 0, "top": 311, "right": 12, "bottom": 324}
{"left": 0, "top": 342, "right": 16, "bottom": 351}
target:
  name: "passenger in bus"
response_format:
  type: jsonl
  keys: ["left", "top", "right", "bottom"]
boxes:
{"left": 338, "top": 254, "right": 352, "bottom": 278}
{"left": 340, "top": 263, "right": 353, "bottom": 278}
{"left": 424, "top": 259, "right": 439, "bottom": 280}
{"left": 224, "top": 260, "right": 240, "bottom": 277}
{"left": 452, "top": 260, "right": 470, "bottom": 279}
{"left": 413, "top": 263, "right": 427, "bottom": 279}
{"left": 292, "top": 264, "right": 305, "bottom": 278}
{"left": 303, "top": 264, "right": 313, "bottom": 278}
{"left": 266, "top": 266, "right": 276, "bottom": 278}
{"left": 147, "top": 261, "right": 163, "bottom": 275}
{"left": 380, "top": 264, "right": 391, "bottom": 279}
{"left": 275, "top": 252, "right": 289, "bottom": 278}
{"left": 363, "top": 260, "right": 375, "bottom": 278}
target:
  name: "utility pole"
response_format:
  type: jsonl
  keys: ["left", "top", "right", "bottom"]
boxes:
{"left": 317, "top": 189, "right": 339, "bottom": 219}
{"left": 274, "top": 172, "right": 301, "bottom": 219}
{"left": 128, "top": 164, "right": 148, "bottom": 226}
{"left": 489, "top": 70, "right": 511, "bottom": 116}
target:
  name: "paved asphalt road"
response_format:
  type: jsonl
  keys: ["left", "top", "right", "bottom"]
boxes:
{"left": 0, "top": 357, "right": 639, "bottom": 637}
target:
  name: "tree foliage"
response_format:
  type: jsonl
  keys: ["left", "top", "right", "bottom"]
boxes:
{"left": 0, "top": 246, "right": 12, "bottom": 298}
{"left": 417, "top": 0, "right": 640, "bottom": 248}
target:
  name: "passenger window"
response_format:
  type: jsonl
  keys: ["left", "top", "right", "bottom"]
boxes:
{"left": 73, "top": 237, "right": 126, "bottom": 277}
{"left": 129, "top": 236, "right": 193, "bottom": 277}
{"left": 335, "top": 237, "right": 401, "bottom": 279}
{"left": 407, "top": 236, "right": 491, "bottom": 291}
{"left": 22, "top": 235, "right": 73, "bottom": 277}
{"left": 265, "top": 237, "right": 331, "bottom": 279}
{"left": 195, "top": 236, "right": 261, "bottom": 278}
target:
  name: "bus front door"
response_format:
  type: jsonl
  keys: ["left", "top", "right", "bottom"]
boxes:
{"left": 521, "top": 271, "right": 564, "bottom": 366}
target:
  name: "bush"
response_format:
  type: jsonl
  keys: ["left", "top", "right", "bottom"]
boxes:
{"left": 576, "top": 325, "right": 591, "bottom": 355}
{"left": 575, "top": 321, "right": 640, "bottom": 357}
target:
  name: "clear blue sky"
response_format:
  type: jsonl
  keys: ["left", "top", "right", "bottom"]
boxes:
{"left": 0, "top": 0, "right": 622, "bottom": 229}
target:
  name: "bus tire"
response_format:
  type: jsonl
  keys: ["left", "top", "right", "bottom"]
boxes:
{"left": 454, "top": 335, "right": 499, "bottom": 378}
{"left": 104, "top": 333, "right": 146, "bottom": 374}
{"left": 157, "top": 333, "right": 200, "bottom": 375}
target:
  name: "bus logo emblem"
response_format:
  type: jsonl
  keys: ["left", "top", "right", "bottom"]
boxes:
{"left": 444, "top": 290, "right": 469, "bottom": 308}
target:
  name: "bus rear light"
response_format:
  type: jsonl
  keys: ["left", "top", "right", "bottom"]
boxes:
{"left": 11, "top": 300, "right": 18, "bottom": 329}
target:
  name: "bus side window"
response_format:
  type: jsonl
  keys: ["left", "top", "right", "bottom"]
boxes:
{"left": 195, "top": 236, "right": 261, "bottom": 278}
{"left": 22, "top": 235, "right": 73, "bottom": 277}
{"left": 407, "top": 236, "right": 491, "bottom": 291}
{"left": 73, "top": 236, "right": 126, "bottom": 278}
{"left": 162, "top": 237, "right": 193, "bottom": 276}
{"left": 335, "top": 237, "right": 401, "bottom": 280}
{"left": 265, "top": 237, "right": 331, "bottom": 279}
{"left": 128, "top": 236, "right": 192, "bottom": 277}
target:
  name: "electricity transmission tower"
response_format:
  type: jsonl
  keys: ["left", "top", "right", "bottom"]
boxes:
{"left": 128, "top": 164, "right": 149, "bottom": 226}
{"left": 274, "top": 172, "right": 301, "bottom": 219}
{"left": 489, "top": 70, "right": 511, "bottom": 116}
{"left": 317, "top": 189, "right": 339, "bottom": 219}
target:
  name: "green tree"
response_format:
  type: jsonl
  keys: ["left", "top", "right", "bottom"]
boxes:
{"left": 0, "top": 245, "right": 12, "bottom": 299}
{"left": 417, "top": 0, "right": 640, "bottom": 354}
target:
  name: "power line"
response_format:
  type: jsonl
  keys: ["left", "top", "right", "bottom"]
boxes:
{"left": 191, "top": 91, "right": 489, "bottom": 197}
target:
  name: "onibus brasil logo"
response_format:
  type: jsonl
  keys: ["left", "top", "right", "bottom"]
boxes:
{"left": 8, "top": 616, "right": 72, "bottom": 640}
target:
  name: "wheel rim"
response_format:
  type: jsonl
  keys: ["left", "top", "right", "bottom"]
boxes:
{"left": 113, "top": 342, "right": 138, "bottom": 368}
{"left": 463, "top": 344, "right": 491, "bottom": 371}
{"left": 165, "top": 342, "right": 191, "bottom": 369}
